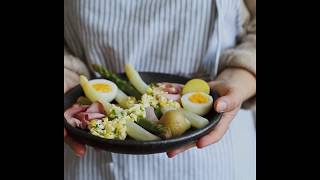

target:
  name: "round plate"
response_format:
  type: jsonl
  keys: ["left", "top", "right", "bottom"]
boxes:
{"left": 64, "top": 73, "right": 222, "bottom": 155}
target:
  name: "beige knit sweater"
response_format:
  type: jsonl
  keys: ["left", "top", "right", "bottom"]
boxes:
{"left": 64, "top": 0, "right": 256, "bottom": 109}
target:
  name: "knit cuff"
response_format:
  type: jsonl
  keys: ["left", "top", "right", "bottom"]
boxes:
{"left": 218, "top": 35, "right": 256, "bottom": 110}
{"left": 219, "top": 35, "right": 256, "bottom": 77}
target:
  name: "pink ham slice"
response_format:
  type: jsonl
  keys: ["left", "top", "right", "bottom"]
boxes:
{"left": 157, "top": 83, "right": 184, "bottom": 102}
{"left": 64, "top": 104, "right": 89, "bottom": 128}
{"left": 159, "top": 83, "right": 184, "bottom": 94}
{"left": 64, "top": 102, "right": 106, "bottom": 129}
{"left": 74, "top": 112, "right": 105, "bottom": 129}
{"left": 86, "top": 102, "right": 105, "bottom": 114}
{"left": 74, "top": 112, "right": 105, "bottom": 122}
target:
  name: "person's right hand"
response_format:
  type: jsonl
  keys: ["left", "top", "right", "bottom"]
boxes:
{"left": 64, "top": 69, "right": 86, "bottom": 157}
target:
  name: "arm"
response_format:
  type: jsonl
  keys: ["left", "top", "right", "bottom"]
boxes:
{"left": 64, "top": 45, "right": 90, "bottom": 156}
{"left": 64, "top": 46, "right": 90, "bottom": 93}
{"left": 218, "top": 0, "right": 256, "bottom": 109}
{"left": 167, "top": 0, "right": 256, "bottom": 158}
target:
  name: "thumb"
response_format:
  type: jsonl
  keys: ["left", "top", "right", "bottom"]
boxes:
{"left": 214, "top": 89, "right": 241, "bottom": 113}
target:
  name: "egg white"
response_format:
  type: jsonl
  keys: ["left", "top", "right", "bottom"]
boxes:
{"left": 181, "top": 92, "right": 213, "bottom": 116}
{"left": 89, "top": 79, "right": 118, "bottom": 103}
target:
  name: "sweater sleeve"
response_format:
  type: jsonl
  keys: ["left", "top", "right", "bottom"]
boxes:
{"left": 218, "top": 0, "right": 256, "bottom": 110}
{"left": 64, "top": 45, "right": 90, "bottom": 92}
{"left": 64, "top": 46, "right": 90, "bottom": 77}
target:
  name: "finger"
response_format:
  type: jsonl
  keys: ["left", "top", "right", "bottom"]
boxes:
{"left": 197, "top": 113, "right": 234, "bottom": 148}
{"left": 215, "top": 89, "right": 241, "bottom": 113}
{"left": 167, "top": 143, "right": 196, "bottom": 158}
{"left": 65, "top": 136, "right": 86, "bottom": 157}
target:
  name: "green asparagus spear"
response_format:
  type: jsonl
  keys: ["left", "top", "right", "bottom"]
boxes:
{"left": 92, "top": 64, "right": 142, "bottom": 99}
{"left": 136, "top": 118, "right": 172, "bottom": 139}
{"left": 154, "top": 107, "right": 163, "bottom": 119}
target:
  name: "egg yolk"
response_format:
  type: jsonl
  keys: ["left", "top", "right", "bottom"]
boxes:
{"left": 189, "top": 93, "right": 209, "bottom": 104}
{"left": 92, "top": 83, "right": 112, "bottom": 93}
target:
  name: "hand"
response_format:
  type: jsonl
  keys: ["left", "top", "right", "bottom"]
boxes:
{"left": 64, "top": 128, "right": 86, "bottom": 157}
{"left": 64, "top": 69, "right": 86, "bottom": 157}
{"left": 167, "top": 68, "right": 256, "bottom": 158}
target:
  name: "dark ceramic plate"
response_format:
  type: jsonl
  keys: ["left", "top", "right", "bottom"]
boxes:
{"left": 64, "top": 73, "right": 222, "bottom": 155}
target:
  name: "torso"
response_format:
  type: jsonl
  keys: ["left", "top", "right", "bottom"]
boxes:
{"left": 64, "top": 1, "right": 256, "bottom": 180}
{"left": 64, "top": 0, "right": 240, "bottom": 78}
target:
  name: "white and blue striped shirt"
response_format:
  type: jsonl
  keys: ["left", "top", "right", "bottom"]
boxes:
{"left": 64, "top": 0, "right": 256, "bottom": 179}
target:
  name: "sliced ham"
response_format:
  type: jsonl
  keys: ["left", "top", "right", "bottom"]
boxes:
{"left": 86, "top": 102, "right": 105, "bottom": 114}
{"left": 64, "top": 103, "right": 106, "bottom": 129}
{"left": 156, "top": 83, "right": 184, "bottom": 102}
{"left": 145, "top": 107, "right": 159, "bottom": 122}
{"left": 64, "top": 104, "right": 88, "bottom": 128}
{"left": 74, "top": 112, "right": 105, "bottom": 122}
{"left": 158, "top": 83, "right": 184, "bottom": 94}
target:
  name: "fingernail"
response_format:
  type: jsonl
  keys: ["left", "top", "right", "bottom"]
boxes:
{"left": 197, "top": 140, "right": 207, "bottom": 149}
{"left": 198, "top": 144, "right": 209, "bottom": 149}
{"left": 197, "top": 144, "right": 205, "bottom": 149}
{"left": 75, "top": 150, "right": 85, "bottom": 157}
{"left": 167, "top": 152, "right": 176, "bottom": 158}
{"left": 217, "top": 101, "right": 227, "bottom": 112}
{"left": 168, "top": 155, "right": 175, "bottom": 158}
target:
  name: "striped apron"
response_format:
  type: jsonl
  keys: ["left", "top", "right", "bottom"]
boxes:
{"left": 64, "top": 0, "right": 256, "bottom": 179}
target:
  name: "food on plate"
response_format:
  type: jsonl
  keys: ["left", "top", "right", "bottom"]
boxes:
{"left": 126, "top": 120, "right": 161, "bottom": 141}
{"left": 181, "top": 92, "right": 213, "bottom": 116}
{"left": 65, "top": 64, "right": 215, "bottom": 141}
{"left": 182, "top": 79, "right": 210, "bottom": 95}
{"left": 64, "top": 102, "right": 105, "bottom": 129}
{"left": 125, "top": 64, "right": 151, "bottom": 94}
{"left": 157, "top": 83, "right": 184, "bottom": 94}
{"left": 92, "top": 64, "right": 141, "bottom": 99}
{"left": 79, "top": 76, "right": 114, "bottom": 112}
{"left": 136, "top": 118, "right": 172, "bottom": 139}
{"left": 77, "top": 96, "right": 92, "bottom": 105}
{"left": 178, "top": 109, "right": 209, "bottom": 129}
{"left": 115, "top": 89, "right": 137, "bottom": 109}
{"left": 145, "top": 107, "right": 159, "bottom": 122}
{"left": 88, "top": 117, "right": 127, "bottom": 140}
{"left": 159, "top": 110, "right": 191, "bottom": 137}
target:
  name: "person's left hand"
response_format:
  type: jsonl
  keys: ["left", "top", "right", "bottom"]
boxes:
{"left": 167, "top": 68, "right": 256, "bottom": 158}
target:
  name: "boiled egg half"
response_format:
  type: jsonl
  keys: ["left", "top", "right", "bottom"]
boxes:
{"left": 80, "top": 76, "right": 118, "bottom": 103}
{"left": 181, "top": 92, "right": 213, "bottom": 116}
